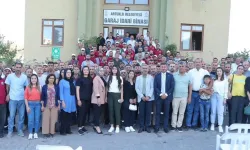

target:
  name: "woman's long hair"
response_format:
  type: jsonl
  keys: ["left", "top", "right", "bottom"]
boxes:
{"left": 215, "top": 67, "right": 225, "bottom": 81}
{"left": 81, "top": 66, "right": 92, "bottom": 80}
{"left": 108, "top": 66, "right": 122, "bottom": 90}
{"left": 127, "top": 70, "right": 136, "bottom": 82}
{"left": 29, "top": 74, "right": 40, "bottom": 92}
{"left": 45, "top": 74, "right": 56, "bottom": 85}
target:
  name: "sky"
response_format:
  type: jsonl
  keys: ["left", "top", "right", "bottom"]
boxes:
{"left": 0, "top": 0, "right": 248, "bottom": 53}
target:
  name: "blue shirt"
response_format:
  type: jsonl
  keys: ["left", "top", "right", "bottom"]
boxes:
{"left": 5, "top": 73, "right": 28, "bottom": 100}
{"left": 173, "top": 72, "right": 191, "bottom": 98}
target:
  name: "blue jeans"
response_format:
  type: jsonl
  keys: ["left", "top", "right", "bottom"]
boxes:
{"left": 199, "top": 99, "right": 211, "bottom": 129}
{"left": 27, "top": 101, "right": 41, "bottom": 133}
{"left": 8, "top": 100, "right": 25, "bottom": 133}
{"left": 186, "top": 92, "right": 200, "bottom": 127}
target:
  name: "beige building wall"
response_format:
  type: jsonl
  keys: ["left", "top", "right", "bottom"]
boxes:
{"left": 24, "top": 0, "right": 78, "bottom": 62}
{"left": 172, "top": 0, "right": 231, "bottom": 63}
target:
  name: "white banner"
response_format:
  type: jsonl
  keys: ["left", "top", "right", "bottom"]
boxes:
{"left": 103, "top": 10, "right": 149, "bottom": 26}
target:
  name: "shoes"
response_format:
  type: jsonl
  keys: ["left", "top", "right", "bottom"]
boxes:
{"left": 0, "top": 134, "right": 3, "bottom": 138}
{"left": 60, "top": 132, "right": 66, "bottom": 136}
{"left": 184, "top": 126, "right": 191, "bottom": 131}
{"left": 218, "top": 126, "right": 223, "bottom": 133}
{"left": 7, "top": 132, "right": 12, "bottom": 138}
{"left": 170, "top": 126, "right": 176, "bottom": 131}
{"left": 78, "top": 129, "right": 84, "bottom": 135}
{"left": 138, "top": 128, "right": 143, "bottom": 133}
{"left": 177, "top": 127, "right": 183, "bottom": 132}
{"left": 154, "top": 128, "right": 159, "bottom": 133}
{"left": 200, "top": 128, "right": 204, "bottom": 132}
{"left": 192, "top": 126, "right": 199, "bottom": 131}
{"left": 146, "top": 128, "right": 151, "bottom": 133}
{"left": 66, "top": 131, "right": 73, "bottom": 134}
{"left": 115, "top": 127, "right": 120, "bottom": 133}
{"left": 93, "top": 127, "right": 103, "bottom": 134}
{"left": 28, "top": 133, "right": 33, "bottom": 140}
{"left": 129, "top": 126, "right": 136, "bottom": 132}
{"left": 125, "top": 127, "right": 130, "bottom": 133}
{"left": 210, "top": 124, "right": 215, "bottom": 131}
{"left": 50, "top": 134, "right": 54, "bottom": 138}
{"left": 18, "top": 131, "right": 24, "bottom": 137}
{"left": 34, "top": 133, "right": 38, "bottom": 139}
{"left": 81, "top": 127, "right": 87, "bottom": 133}
{"left": 204, "top": 128, "right": 208, "bottom": 132}
{"left": 164, "top": 128, "right": 169, "bottom": 133}
{"left": 108, "top": 126, "right": 114, "bottom": 133}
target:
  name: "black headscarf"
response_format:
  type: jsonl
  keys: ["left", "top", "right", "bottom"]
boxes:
{"left": 64, "top": 69, "right": 76, "bottom": 95}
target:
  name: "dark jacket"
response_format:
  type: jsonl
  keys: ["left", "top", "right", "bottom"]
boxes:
{"left": 41, "top": 84, "right": 60, "bottom": 107}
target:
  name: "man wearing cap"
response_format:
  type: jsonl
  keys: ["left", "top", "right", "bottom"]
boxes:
{"left": 77, "top": 48, "right": 86, "bottom": 67}
{"left": 69, "top": 54, "right": 78, "bottom": 66}
{"left": 3, "top": 68, "right": 12, "bottom": 79}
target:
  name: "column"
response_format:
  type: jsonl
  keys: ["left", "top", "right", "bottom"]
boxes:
{"left": 159, "top": 0, "right": 167, "bottom": 46}
{"left": 86, "top": 0, "right": 93, "bottom": 37}
{"left": 77, "top": 0, "right": 87, "bottom": 39}
{"left": 165, "top": 0, "right": 174, "bottom": 44}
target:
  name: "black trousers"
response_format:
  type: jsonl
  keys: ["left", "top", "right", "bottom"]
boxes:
{"left": 139, "top": 101, "right": 152, "bottom": 128}
{"left": 60, "top": 110, "right": 72, "bottom": 134}
{"left": 227, "top": 99, "right": 232, "bottom": 125}
{"left": 123, "top": 100, "right": 136, "bottom": 127}
{"left": 0, "top": 104, "right": 6, "bottom": 134}
{"left": 93, "top": 104, "right": 103, "bottom": 126}
{"left": 78, "top": 100, "right": 91, "bottom": 127}
{"left": 230, "top": 96, "right": 245, "bottom": 124}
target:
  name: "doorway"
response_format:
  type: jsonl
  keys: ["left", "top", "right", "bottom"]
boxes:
{"left": 112, "top": 27, "right": 139, "bottom": 38}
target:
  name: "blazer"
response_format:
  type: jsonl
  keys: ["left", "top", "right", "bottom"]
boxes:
{"left": 135, "top": 74, "right": 154, "bottom": 103}
{"left": 91, "top": 76, "right": 107, "bottom": 105}
{"left": 41, "top": 84, "right": 60, "bottom": 107}
{"left": 154, "top": 72, "right": 175, "bottom": 101}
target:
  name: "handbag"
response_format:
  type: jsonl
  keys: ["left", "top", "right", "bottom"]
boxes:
{"left": 244, "top": 104, "right": 250, "bottom": 115}
{"left": 129, "top": 104, "right": 137, "bottom": 111}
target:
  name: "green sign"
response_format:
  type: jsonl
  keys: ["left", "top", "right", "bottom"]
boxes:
{"left": 52, "top": 47, "right": 60, "bottom": 61}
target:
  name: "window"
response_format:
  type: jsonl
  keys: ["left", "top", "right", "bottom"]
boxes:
{"left": 103, "top": 27, "right": 109, "bottom": 39}
{"left": 180, "top": 24, "right": 204, "bottom": 51}
{"left": 105, "top": 0, "right": 148, "bottom": 5}
{"left": 142, "top": 28, "right": 148, "bottom": 36}
{"left": 42, "top": 19, "right": 64, "bottom": 46}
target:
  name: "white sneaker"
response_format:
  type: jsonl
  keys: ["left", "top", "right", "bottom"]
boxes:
{"left": 34, "top": 133, "right": 38, "bottom": 139}
{"left": 210, "top": 124, "right": 215, "bottom": 131}
{"left": 218, "top": 126, "right": 223, "bottom": 133}
{"left": 28, "top": 134, "right": 33, "bottom": 140}
{"left": 125, "top": 127, "right": 130, "bottom": 133}
{"left": 108, "top": 126, "right": 114, "bottom": 133}
{"left": 115, "top": 127, "right": 120, "bottom": 133}
{"left": 130, "top": 126, "right": 136, "bottom": 132}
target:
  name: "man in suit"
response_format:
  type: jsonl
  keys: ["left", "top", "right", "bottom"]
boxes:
{"left": 154, "top": 63, "right": 175, "bottom": 133}
{"left": 135, "top": 64, "right": 154, "bottom": 133}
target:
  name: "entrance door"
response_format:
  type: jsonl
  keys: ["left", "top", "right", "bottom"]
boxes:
{"left": 113, "top": 27, "right": 139, "bottom": 38}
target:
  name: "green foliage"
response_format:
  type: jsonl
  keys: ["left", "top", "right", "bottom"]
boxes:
{"left": 164, "top": 35, "right": 177, "bottom": 56}
{"left": 0, "top": 35, "right": 17, "bottom": 65}
{"left": 79, "top": 34, "right": 98, "bottom": 47}
{"left": 228, "top": 49, "right": 250, "bottom": 61}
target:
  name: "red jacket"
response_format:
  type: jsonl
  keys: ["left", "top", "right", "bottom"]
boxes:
{"left": 0, "top": 79, "right": 6, "bottom": 104}
{"left": 90, "top": 56, "right": 97, "bottom": 63}
{"left": 154, "top": 49, "right": 163, "bottom": 55}
{"left": 77, "top": 54, "right": 86, "bottom": 66}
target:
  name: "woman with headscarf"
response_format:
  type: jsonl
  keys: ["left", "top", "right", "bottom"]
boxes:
{"left": 59, "top": 69, "right": 76, "bottom": 135}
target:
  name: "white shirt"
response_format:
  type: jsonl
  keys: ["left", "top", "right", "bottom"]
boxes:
{"left": 144, "top": 36, "right": 150, "bottom": 45}
{"left": 38, "top": 74, "right": 47, "bottom": 87}
{"left": 127, "top": 40, "right": 136, "bottom": 48}
{"left": 108, "top": 76, "right": 123, "bottom": 93}
{"left": 213, "top": 79, "right": 228, "bottom": 99}
{"left": 161, "top": 72, "right": 166, "bottom": 95}
{"left": 188, "top": 68, "right": 209, "bottom": 91}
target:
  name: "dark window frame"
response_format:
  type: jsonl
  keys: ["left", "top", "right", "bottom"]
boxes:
{"left": 180, "top": 23, "right": 204, "bottom": 51}
{"left": 41, "top": 19, "right": 64, "bottom": 46}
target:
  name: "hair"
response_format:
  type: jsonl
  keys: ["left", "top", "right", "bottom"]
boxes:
{"left": 48, "top": 61, "right": 54, "bottom": 65}
{"left": 28, "top": 74, "right": 40, "bottom": 92}
{"left": 237, "top": 65, "right": 244, "bottom": 69}
{"left": 45, "top": 74, "right": 56, "bottom": 85}
{"left": 58, "top": 69, "right": 65, "bottom": 83}
{"left": 81, "top": 66, "right": 92, "bottom": 80}
{"left": 15, "top": 62, "right": 23, "bottom": 67}
{"left": 108, "top": 66, "right": 122, "bottom": 90}
{"left": 203, "top": 75, "right": 211, "bottom": 80}
{"left": 127, "top": 70, "right": 136, "bottom": 82}
{"left": 215, "top": 67, "right": 225, "bottom": 81}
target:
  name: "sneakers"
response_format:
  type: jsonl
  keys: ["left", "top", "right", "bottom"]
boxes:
{"left": 7, "top": 132, "right": 12, "bottom": 138}
{"left": 78, "top": 129, "right": 84, "bottom": 135}
{"left": 108, "top": 126, "right": 114, "bottom": 133}
{"left": 218, "top": 126, "right": 223, "bottom": 133}
{"left": 177, "top": 127, "right": 183, "bottom": 132}
{"left": 115, "top": 127, "right": 120, "bottom": 133}
{"left": 28, "top": 134, "right": 33, "bottom": 140}
{"left": 81, "top": 127, "right": 87, "bottom": 133}
{"left": 125, "top": 127, "right": 130, "bottom": 133}
{"left": 18, "top": 131, "right": 24, "bottom": 137}
{"left": 34, "top": 133, "right": 38, "bottom": 139}
{"left": 210, "top": 124, "right": 215, "bottom": 131}
{"left": 129, "top": 126, "right": 136, "bottom": 132}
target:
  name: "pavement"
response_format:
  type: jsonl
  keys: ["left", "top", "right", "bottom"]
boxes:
{"left": 0, "top": 125, "right": 219, "bottom": 150}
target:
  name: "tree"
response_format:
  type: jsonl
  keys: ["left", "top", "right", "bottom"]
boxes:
{"left": 164, "top": 35, "right": 177, "bottom": 56}
{"left": 227, "top": 49, "right": 250, "bottom": 61}
{"left": 0, "top": 35, "right": 17, "bottom": 65}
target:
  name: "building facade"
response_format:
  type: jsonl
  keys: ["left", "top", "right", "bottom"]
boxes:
{"left": 24, "top": 0, "right": 231, "bottom": 62}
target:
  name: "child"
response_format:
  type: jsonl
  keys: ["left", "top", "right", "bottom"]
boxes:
{"left": 199, "top": 75, "right": 213, "bottom": 132}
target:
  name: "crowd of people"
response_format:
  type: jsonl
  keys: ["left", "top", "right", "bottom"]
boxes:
{"left": 0, "top": 31, "right": 250, "bottom": 140}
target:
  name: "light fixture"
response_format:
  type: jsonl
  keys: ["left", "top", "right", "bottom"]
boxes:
{"left": 124, "top": 7, "right": 130, "bottom": 11}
